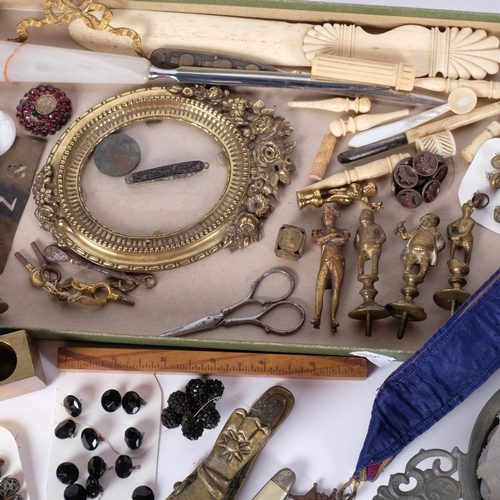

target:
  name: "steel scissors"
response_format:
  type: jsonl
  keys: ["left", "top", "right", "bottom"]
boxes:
{"left": 156, "top": 268, "right": 306, "bottom": 337}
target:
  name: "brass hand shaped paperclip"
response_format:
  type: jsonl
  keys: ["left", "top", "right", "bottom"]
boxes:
{"left": 156, "top": 268, "right": 306, "bottom": 337}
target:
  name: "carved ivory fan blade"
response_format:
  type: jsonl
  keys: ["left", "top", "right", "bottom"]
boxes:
{"left": 303, "top": 24, "right": 500, "bottom": 79}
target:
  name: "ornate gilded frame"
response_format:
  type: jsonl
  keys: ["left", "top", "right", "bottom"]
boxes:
{"left": 32, "top": 86, "right": 296, "bottom": 272}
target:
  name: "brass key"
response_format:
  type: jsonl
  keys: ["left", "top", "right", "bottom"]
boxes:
{"left": 65, "top": 277, "right": 135, "bottom": 306}
{"left": 15, "top": 252, "right": 46, "bottom": 287}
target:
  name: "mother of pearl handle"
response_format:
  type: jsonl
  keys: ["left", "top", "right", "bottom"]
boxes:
{"left": 348, "top": 87, "right": 477, "bottom": 147}
{"left": 0, "top": 41, "right": 150, "bottom": 83}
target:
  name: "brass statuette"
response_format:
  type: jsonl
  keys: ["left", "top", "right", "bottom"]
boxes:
{"left": 9, "top": 0, "right": 147, "bottom": 58}
{"left": 311, "top": 206, "right": 351, "bottom": 332}
{"left": 32, "top": 86, "right": 296, "bottom": 272}
{"left": 386, "top": 214, "right": 446, "bottom": 339}
{"left": 434, "top": 201, "right": 475, "bottom": 315}
{"left": 348, "top": 209, "right": 389, "bottom": 336}
{"left": 297, "top": 181, "right": 383, "bottom": 212}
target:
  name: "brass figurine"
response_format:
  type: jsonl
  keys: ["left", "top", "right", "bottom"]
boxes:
{"left": 434, "top": 201, "right": 475, "bottom": 315}
{"left": 311, "top": 206, "right": 351, "bottom": 332}
{"left": 386, "top": 214, "right": 446, "bottom": 339}
{"left": 166, "top": 386, "right": 294, "bottom": 500}
{"left": 348, "top": 209, "right": 389, "bottom": 336}
{"left": 297, "top": 181, "right": 383, "bottom": 212}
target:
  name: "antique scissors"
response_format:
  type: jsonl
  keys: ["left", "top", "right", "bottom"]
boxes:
{"left": 156, "top": 268, "right": 306, "bottom": 337}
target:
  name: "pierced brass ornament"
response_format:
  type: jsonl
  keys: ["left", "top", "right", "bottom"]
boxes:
{"left": 9, "top": 0, "right": 147, "bottom": 58}
{"left": 31, "top": 86, "right": 296, "bottom": 272}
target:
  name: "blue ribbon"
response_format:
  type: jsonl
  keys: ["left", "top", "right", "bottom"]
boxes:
{"left": 354, "top": 267, "right": 500, "bottom": 482}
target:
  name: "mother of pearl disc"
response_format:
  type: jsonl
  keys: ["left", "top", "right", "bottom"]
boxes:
{"left": 0, "top": 110, "right": 16, "bottom": 156}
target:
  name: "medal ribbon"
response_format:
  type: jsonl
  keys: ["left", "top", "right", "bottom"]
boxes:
{"left": 340, "top": 267, "right": 500, "bottom": 498}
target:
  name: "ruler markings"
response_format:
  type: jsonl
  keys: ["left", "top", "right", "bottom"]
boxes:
{"left": 58, "top": 347, "right": 368, "bottom": 380}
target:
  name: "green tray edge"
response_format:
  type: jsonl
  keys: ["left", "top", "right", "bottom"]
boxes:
{"left": 132, "top": 0, "right": 500, "bottom": 24}
{"left": 0, "top": 325, "right": 413, "bottom": 361}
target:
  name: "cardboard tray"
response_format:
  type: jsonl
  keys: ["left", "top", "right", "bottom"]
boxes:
{"left": 1, "top": 2, "right": 500, "bottom": 360}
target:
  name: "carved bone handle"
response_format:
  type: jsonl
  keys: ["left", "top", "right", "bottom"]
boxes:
{"left": 304, "top": 24, "right": 500, "bottom": 79}
{"left": 299, "top": 153, "right": 411, "bottom": 191}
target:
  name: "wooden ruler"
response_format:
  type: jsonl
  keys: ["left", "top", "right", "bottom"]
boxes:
{"left": 58, "top": 347, "right": 368, "bottom": 380}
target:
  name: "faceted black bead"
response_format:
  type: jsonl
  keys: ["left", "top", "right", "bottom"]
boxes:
{"left": 124, "top": 427, "right": 143, "bottom": 450}
{"left": 85, "top": 476, "right": 101, "bottom": 499}
{"left": 81, "top": 427, "right": 100, "bottom": 451}
{"left": 115, "top": 455, "right": 133, "bottom": 479}
{"left": 122, "top": 391, "right": 144, "bottom": 415}
{"left": 185, "top": 379, "right": 206, "bottom": 404}
{"left": 54, "top": 419, "right": 76, "bottom": 439}
{"left": 161, "top": 406, "right": 182, "bottom": 429}
{"left": 87, "top": 456, "right": 107, "bottom": 479}
{"left": 63, "top": 395, "right": 82, "bottom": 418}
{"left": 132, "top": 485, "right": 155, "bottom": 500}
{"left": 101, "top": 389, "right": 121, "bottom": 412}
{"left": 63, "top": 483, "right": 87, "bottom": 500}
{"left": 56, "top": 462, "right": 79, "bottom": 484}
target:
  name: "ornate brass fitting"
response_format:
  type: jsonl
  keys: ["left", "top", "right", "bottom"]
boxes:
{"left": 32, "top": 86, "right": 296, "bottom": 271}
{"left": 9, "top": 0, "right": 148, "bottom": 58}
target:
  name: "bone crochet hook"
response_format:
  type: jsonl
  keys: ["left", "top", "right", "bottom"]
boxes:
{"left": 348, "top": 87, "right": 477, "bottom": 147}
{"left": 0, "top": 42, "right": 445, "bottom": 107}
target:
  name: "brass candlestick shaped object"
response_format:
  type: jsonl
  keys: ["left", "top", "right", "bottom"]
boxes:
{"left": 433, "top": 201, "right": 475, "bottom": 315}
{"left": 386, "top": 214, "right": 446, "bottom": 339}
{"left": 348, "top": 209, "right": 389, "bottom": 336}
{"left": 311, "top": 206, "right": 351, "bottom": 332}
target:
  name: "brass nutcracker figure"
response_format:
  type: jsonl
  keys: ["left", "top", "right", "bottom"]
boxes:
{"left": 348, "top": 209, "right": 389, "bottom": 336}
{"left": 386, "top": 213, "right": 446, "bottom": 339}
{"left": 311, "top": 205, "right": 351, "bottom": 332}
{"left": 434, "top": 200, "right": 475, "bottom": 315}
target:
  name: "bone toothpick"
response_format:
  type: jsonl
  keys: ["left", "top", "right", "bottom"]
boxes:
{"left": 288, "top": 97, "right": 371, "bottom": 113}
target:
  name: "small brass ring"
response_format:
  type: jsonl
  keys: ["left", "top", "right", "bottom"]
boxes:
{"left": 40, "top": 263, "right": 62, "bottom": 283}
{"left": 141, "top": 274, "right": 157, "bottom": 289}
{"left": 491, "top": 154, "right": 500, "bottom": 169}
{"left": 111, "top": 280, "right": 139, "bottom": 293}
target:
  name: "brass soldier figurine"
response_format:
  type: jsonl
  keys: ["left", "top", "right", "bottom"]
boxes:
{"left": 348, "top": 209, "right": 389, "bottom": 336}
{"left": 434, "top": 200, "right": 475, "bottom": 315}
{"left": 386, "top": 213, "right": 446, "bottom": 339}
{"left": 311, "top": 205, "right": 351, "bottom": 332}
{"left": 354, "top": 209, "right": 386, "bottom": 276}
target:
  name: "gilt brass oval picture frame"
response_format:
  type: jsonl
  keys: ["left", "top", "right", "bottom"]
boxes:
{"left": 32, "top": 86, "right": 296, "bottom": 271}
